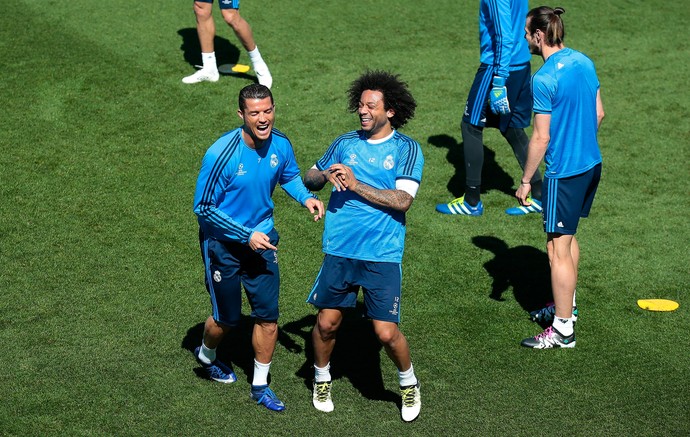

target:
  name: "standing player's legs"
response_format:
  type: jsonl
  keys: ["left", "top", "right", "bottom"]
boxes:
{"left": 252, "top": 321, "right": 278, "bottom": 366}
{"left": 312, "top": 309, "right": 344, "bottom": 368}
{"left": 309, "top": 308, "right": 342, "bottom": 413}
{"left": 219, "top": 1, "right": 272, "bottom": 88}
{"left": 183, "top": 1, "right": 220, "bottom": 83}
{"left": 195, "top": 234, "right": 242, "bottom": 382}
{"left": 194, "top": 1, "right": 216, "bottom": 54}
{"left": 242, "top": 230, "right": 285, "bottom": 411}
{"left": 502, "top": 64, "right": 543, "bottom": 214}
{"left": 308, "top": 255, "right": 358, "bottom": 370}
{"left": 461, "top": 65, "right": 493, "bottom": 207}
{"left": 361, "top": 262, "right": 421, "bottom": 422}
{"left": 461, "top": 120, "right": 485, "bottom": 207}
{"left": 547, "top": 233, "right": 577, "bottom": 321}
{"left": 219, "top": 6, "right": 255, "bottom": 51}
{"left": 307, "top": 255, "right": 361, "bottom": 413}
{"left": 435, "top": 65, "right": 491, "bottom": 215}
{"left": 522, "top": 166, "right": 600, "bottom": 348}
{"left": 372, "top": 320, "right": 412, "bottom": 373}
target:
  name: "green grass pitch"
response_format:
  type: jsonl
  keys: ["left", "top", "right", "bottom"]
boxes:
{"left": 0, "top": 0, "right": 688, "bottom": 435}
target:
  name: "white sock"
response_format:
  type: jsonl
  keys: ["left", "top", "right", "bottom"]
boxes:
{"left": 572, "top": 289, "right": 577, "bottom": 307}
{"left": 248, "top": 47, "right": 269, "bottom": 71}
{"left": 252, "top": 359, "right": 271, "bottom": 386}
{"left": 201, "top": 52, "right": 217, "bottom": 71}
{"left": 198, "top": 342, "right": 216, "bottom": 364}
{"left": 553, "top": 317, "right": 574, "bottom": 336}
{"left": 248, "top": 47, "right": 264, "bottom": 64}
{"left": 398, "top": 364, "right": 418, "bottom": 387}
{"left": 314, "top": 363, "right": 331, "bottom": 383}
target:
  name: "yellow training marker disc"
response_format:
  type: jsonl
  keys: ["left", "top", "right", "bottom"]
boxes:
{"left": 637, "top": 299, "right": 680, "bottom": 312}
{"left": 218, "top": 63, "right": 251, "bottom": 74}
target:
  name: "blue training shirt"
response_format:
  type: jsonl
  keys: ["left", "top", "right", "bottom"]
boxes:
{"left": 194, "top": 127, "right": 314, "bottom": 244}
{"left": 532, "top": 47, "right": 602, "bottom": 178}
{"left": 315, "top": 130, "right": 424, "bottom": 264}
{"left": 479, "top": 0, "right": 531, "bottom": 78}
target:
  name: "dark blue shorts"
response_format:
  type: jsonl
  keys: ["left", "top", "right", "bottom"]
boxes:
{"left": 196, "top": 0, "right": 239, "bottom": 10}
{"left": 462, "top": 63, "right": 532, "bottom": 131}
{"left": 542, "top": 164, "right": 602, "bottom": 235}
{"left": 199, "top": 228, "right": 280, "bottom": 326}
{"left": 306, "top": 255, "right": 403, "bottom": 323}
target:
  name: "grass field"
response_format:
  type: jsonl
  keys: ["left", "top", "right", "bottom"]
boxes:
{"left": 1, "top": 0, "right": 688, "bottom": 435}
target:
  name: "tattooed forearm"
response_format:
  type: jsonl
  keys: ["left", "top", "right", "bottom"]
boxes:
{"left": 352, "top": 183, "right": 413, "bottom": 212}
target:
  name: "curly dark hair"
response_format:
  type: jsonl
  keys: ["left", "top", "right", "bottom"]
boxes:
{"left": 347, "top": 70, "right": 416, "bottom": 129}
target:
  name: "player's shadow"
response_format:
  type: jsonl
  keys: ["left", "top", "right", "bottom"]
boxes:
{"left": 428, "top": 134, "right": 517, "bottom": 198}
{"left": 177, "top": 27, "right": 254, "bottom": 81}
{"left": 472, "top": 236, "right": 552, "bottom": 317}
{"left": 181, "top": 315, "right": 302, "bottom": 384}
{"left": 281, "top": 304, "right": 399, "bottom": 405}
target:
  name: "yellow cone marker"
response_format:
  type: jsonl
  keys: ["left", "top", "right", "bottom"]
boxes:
{"left": 637, "top": 299, "right": 680, "bottom": 312}
{"left": 218, "top": 63, "right": 251, "bottom": 74}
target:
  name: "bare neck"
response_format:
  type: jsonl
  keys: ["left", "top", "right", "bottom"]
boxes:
{"left": 542, "top": 44, "right": 565, "bottom": 62}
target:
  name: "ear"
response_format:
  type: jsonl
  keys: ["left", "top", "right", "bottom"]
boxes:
{"left": 237, "top": 108, "right": 244, "bottom": 121}
{"left": 386, "top": 108, "right": 395, "bottom": 119}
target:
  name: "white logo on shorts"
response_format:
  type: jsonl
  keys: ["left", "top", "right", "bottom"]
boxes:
{"left": 389, "top": 296, "right": 400, "bottom": 316}
{"left": 213, "top": 270, "right": 222, "bottom": 282}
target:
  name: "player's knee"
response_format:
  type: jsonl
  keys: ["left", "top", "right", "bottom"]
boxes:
{"left": 221, "top": 9, "right": 242, "bottom": 27}
{"left": 316, "top": 316, "right": 340, "bottom": 339}
{"left": 375, "top": 325, "right": 400, "bottom": 345}
{"left": 257, "top": 320, "right": 278, "bottom": 336}
{"left": 193, "top": 3, "right": 212, "bottom": 19}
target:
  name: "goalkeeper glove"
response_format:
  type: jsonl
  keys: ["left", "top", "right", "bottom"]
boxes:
{"left": 489, "top": 76, "right": 510, "bottom": 115}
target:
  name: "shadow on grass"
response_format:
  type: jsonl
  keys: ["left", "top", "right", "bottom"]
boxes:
{"left": 177, "top": 27, "right": 254, "bottom": 82}
{"left": 472, "top": 235, "right": 552, "bottom": 315}
{"left": 182, "top": 307, "right": 399, "bottom": 406}
{"left": 428, "top": 133, "right": 517, "bottom": 198}
{"left": 182, "top": 315, "right": 301, "bottom": 385}
{"left": 281, "top": 304, "right": 399, "bottom": 405}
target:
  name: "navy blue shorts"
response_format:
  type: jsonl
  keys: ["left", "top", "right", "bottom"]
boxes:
{"left": 199, "top": 228, "right": 280, "bottom": 326}
{"left": 196, "top": 0, "right": 239, "bottom": 10}
{"left": 306, "top": 255, "right": 403, "bottom": 323}
{"left": 462, "top": 63, "right": 532, "bottom": 131}
{"left": 542, "top": 164, "right": 601, "bottom": 235}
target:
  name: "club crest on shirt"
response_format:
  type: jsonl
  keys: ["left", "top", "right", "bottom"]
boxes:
{"left": 236, "top": 163, "right": 247, "bottom": 176}
{"left": 383, "top": 155, "right": 395, "bottom": 170}
{"left": 270, "top": 153, "right": 279, "bottom": 168}
{"left": 347, "top": 154, "right": 358, "bottom": 165}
